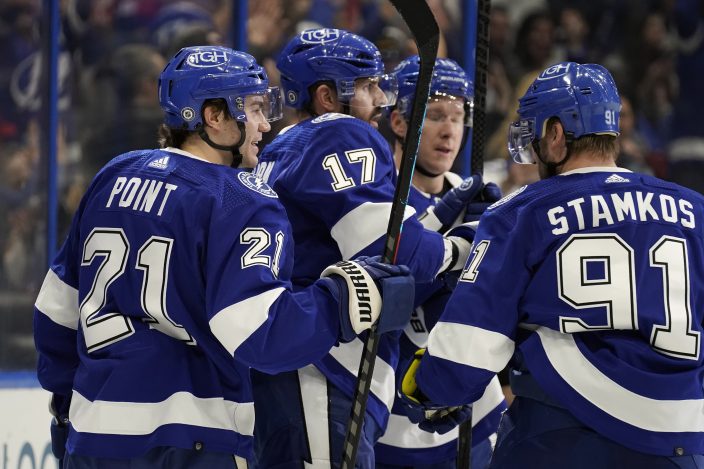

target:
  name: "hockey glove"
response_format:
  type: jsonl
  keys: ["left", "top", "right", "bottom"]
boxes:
{"left": 49, "top": 394, "right": 70, "bottom": 464}
{"left": 463, "top": 182, "right": 502, "bottom": 223}
{"left": 417, "top": 174, "right": 484, "bottom": 232}
{"left": 321, "top": 256, "right": 415, "bottom": 343}
{"left": 399, "top": 349, "right": 472, "bottom": 434}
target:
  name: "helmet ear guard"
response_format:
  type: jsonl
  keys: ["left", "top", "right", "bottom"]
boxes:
{"left": 508, "top": 62, "right": 621, "bottom": 164}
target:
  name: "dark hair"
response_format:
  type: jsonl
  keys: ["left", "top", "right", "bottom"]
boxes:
{"left": 305, "top": 80, "right": 336, "bottom": 116}
{"left": 158, "top": 98, "right": 230, "bottom": 148}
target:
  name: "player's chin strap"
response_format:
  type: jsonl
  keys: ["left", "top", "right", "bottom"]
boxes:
{"left": 533, "top": 134, "right": 574, "bottom": 178}
{"left": 197, "top": 121, "right": 246, "bottom": 168}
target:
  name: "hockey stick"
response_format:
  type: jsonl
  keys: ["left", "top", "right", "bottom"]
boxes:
{"left": 339, "top": 1, "right": 439, "bottom": 467}
{"left": 457, "top": 0, "right": 491, "bottom": 468}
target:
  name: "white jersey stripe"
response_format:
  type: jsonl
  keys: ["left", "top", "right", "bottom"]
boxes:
{"left": 69, "top": 390, "right": 255, "bottom": 436}
{"left": 300, "top": 365, "right": 332, "bottom": 468}
{"left": 328, "top": 338, "right": 395, "bottom": 412}
{"left": 472, "top": 376, "right": 506, "bottom": 424}
{"left": 331, "top": 202, "right": 416, "bottom": 259}
{"left": 35, "top": 269, "right": 79, "bottom": 330}
{"left": 210, "top": 287, "right": 285, "bottom": 356}
{"left": 379, "top": 413, "right": 458, "bottom": 449}
{"left": 428, "top": 322, "right": 514, "bottom": 372}
{"left": 537, "top": 327, "right": 704, "bottom": 432}
{"left": 377, "top": 376, "right": 504, "bottom": 449}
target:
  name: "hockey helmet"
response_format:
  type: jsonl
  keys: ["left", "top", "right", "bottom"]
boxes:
{"left": 391, "top": 55, "right": 474, "bottom": 126}
{"left": 277, "top": 28, "right": 398, "bottom": 110}
{"left": 508, "top": 62, "right": 621, "bottom": 164}
{"left": 159, "top": 46, "right": 282, "bottom": 130}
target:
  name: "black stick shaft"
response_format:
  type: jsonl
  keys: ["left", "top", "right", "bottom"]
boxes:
{"left": 458, "top": 0, "right": 491, "bottom": 467}
{"left": 339, "top": 1, "right": 439, "bottom": 467}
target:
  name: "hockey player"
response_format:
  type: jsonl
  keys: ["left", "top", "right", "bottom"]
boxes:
{"left": 33, "top": 46, "right": 415, "bottom": 469}
{"left": 401, "top": 61, "right": 704, "bottom": 468}
{"left": 250, "top": 29, "right": 483, "bottom": 468}
{"left": 375, "top": 56, "right": 506, "bottom": 469}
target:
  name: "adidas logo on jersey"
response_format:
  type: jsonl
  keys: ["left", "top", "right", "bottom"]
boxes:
{"left": 604, "top": 174, "right": 630, "bottom": 183}
{"left": 148, "top": 156, "right": 170, "bottom": 170}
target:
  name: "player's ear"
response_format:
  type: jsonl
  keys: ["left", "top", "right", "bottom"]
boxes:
{"left": 546, "top": 119, "right": 567, "bottom": 157}
{"left": 389, "top": 109, "right": 408, "bottom": 141}
{"left": 546, "top": 119, "right": 565, "bottom": 143}
{"left": 314, "top": 84, "right": 339, "bottom": 113}
{"left": 202, "top": 104, "right": 225, "bottom": 129}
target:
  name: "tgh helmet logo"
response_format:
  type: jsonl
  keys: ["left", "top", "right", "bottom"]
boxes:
{"left": 537, "top": 63, "right": 570, "bottom": 80}
{"left": 187, "top": 50, "right": 229, "bottom": 68}
{"left": 300, "top": 28, "right": 339, "bottom": 44}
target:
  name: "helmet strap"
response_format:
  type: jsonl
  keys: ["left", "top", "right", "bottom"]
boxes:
{"left": 197, "top": 122, "right": 246, "bottom": 168}
{"left": 414, "top": 161, "right": 444, "bottom": 178}
{"left": 341, "top": 101, "right": 351, "bottom": 117}
{"left": 304, "top": 101, "right": 319, "bottom": 118}
{"left": 457, "top": 128, "right": 469, "bottom": 154}
{"left": 534, "top": 135, "right": 573, "bottom": 177}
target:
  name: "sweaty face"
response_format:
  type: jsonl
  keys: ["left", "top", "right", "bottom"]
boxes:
{"left": 417, "top": 97, "right": 466, "bottom": 175}
{"left": 239, "top": 95, "right": 272, "bottom": 168}
{"left": 348, "top": 77, "right": 388, "bottom": 128}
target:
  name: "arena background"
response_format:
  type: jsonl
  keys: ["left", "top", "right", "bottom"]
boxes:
{"left": 1, "top": 0, "right": 703, "bottom": 466}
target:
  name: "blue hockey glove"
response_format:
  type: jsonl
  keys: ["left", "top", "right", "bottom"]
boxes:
{"left": 463, "top": 182, "right": 502, "bottom": 223}
{"left": 399, "top": 349, "right": 472, "bottom": 434}
{"left": 49, "top": 394, "right": 70, "bottom": 465}
{"left": 321, "top": 256, "right": 415, "bottom": 342}
{"left": 417, "top": 174, "right": 484, "bottom": 232}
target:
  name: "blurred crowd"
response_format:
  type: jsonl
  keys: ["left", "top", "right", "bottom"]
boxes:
{"left": 1, "top": 0, "right": 703, "bottom": 367}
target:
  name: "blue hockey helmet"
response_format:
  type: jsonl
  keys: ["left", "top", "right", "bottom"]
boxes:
{"left": 159, "top": 46, "right": 282, "bottom": 130}
{"left": 277, "top": 28, "right": 397, "bottom": 110}
{"left": 508, "top": 62, "right": 621, "bottom": 164}
{"left": 391, "top": 55, "right": 474, "bottom": 126}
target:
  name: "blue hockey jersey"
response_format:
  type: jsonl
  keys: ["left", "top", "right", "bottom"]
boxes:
{"left": 417, "top": 167, "right": 704, "bottom": 456}
{"left": 253, "top": 114, "right": 447, "bottom": 428}
{"left": 376, "top": 174, "right": 506, "bottom": 466}
{"left": 34, "top": 147, "right": 347, "bottom": 459}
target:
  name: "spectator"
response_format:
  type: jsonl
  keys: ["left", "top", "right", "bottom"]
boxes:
{"left": 508, "top": 10, "right": 562, "bottom": 86}
{"left": 81, "top": 44, "right": 166, "bottom": 176}
{"left": 616, "top": 95, "right": 654, "bottom": 175}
